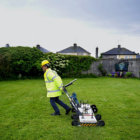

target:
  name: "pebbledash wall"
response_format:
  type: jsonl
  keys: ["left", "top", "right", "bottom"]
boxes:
{"left": 82, "top": 58, "right": 140, "bottom": 78}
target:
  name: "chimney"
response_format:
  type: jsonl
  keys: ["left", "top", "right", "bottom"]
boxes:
{"left": 96, "top": 47, "right": 98, "bottom": 58}
{"left": 73, "top": 43, "right": 77, "bottom": 48}
{"left": 5, "top": 44, "right": 10, "bottom": 47}
{"left": 36, "top": 44, "right": 41, "bottom": 48}
{"left": 118, "top": 44, "right": 121, "bottom": 48}
{"left": 73, "top": 43, "right": 77, "bottom": 53}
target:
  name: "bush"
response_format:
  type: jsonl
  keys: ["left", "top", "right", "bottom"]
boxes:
{"left": 62, "top": 55, "right": 95, "bottom": 77}
{"left": 37, "top": 53, "right": 96, "bottom": 77}
{"left": 35, "top": 53, "right": 69, "bottom": 76}
{"left": 0, "top": 47, "right": 96, "bottom": 80}
{"left": 125, "top": 72, "right": 132, "bottom": 78}
{"left": 114, "top": 73, "right": 118, "bottom": 77}
{"left": 108, "top": 74, "right": 112, "bottom": 77}
{"left": 0, "top": 46, "right": 43, "bottom": 80}
{"left": 98, "top": 64, "right": 107, "bottom": 76}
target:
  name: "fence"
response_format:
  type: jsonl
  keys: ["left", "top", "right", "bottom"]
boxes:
{"left": 82, "top": 58, "right": 140, "bottom": 78}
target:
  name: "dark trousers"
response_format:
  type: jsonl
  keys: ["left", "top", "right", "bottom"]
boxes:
{"left": 50, "top": 97, "right": 70, "bottom": 114}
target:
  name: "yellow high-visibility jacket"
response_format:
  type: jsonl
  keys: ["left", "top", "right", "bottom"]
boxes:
{"left": 44, "top": 68, "right": 63, "bottom": 97}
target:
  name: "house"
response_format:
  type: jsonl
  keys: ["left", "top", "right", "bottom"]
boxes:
{"left": 101, "top": 45, "right": 137, "bottom": 59}
{"left": 57, "top": 43, "right": 91, "bottom": 56}
{"left": 36, "top": 44, "right": 50, "bottom": 53}
{"left": 136, "top": 54, "right": 140, "bottom": 59}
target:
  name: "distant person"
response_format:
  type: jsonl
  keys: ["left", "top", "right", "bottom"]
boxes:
{"left": 41, "top": 60, "right": 71, "bottom": 116}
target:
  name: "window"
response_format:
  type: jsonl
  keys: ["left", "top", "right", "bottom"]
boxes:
{"left": 125, "top": 56, "right": 128, "bottom": 59}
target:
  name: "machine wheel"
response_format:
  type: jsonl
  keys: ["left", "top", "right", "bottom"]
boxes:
{"left": 91, "top": 104, "right": 96, "bottom": 108}
{"left": 92, "top": 107, "right": 98, "bottom": 113}
{"left": 72, "top": 108, "right": 76, "bottom": 112}
{"left": 97, "top": 120, "right": 105, "bottom": 126}
{"left": 91, "top": 105, "right": 98, "bottom": 113}
{"left": 71, "top": 114, "right": 79, "bottom": 120}
{"left": 72, "top": 120, "right": 80, "bottom": 126}
{"left": 95, "top": 114, "right": 101, "bottom": 121}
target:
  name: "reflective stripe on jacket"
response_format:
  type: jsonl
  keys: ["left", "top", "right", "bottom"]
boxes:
{"left": 44, "top": 68, "right": 63, "bottom": 97}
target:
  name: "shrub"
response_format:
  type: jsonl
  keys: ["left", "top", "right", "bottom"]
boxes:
{"left": 114, "top": 73, "right": 118, "bottom": 77}
{"left": 125, "top": 72, "right": 132, "bottom": 78}
{"left": 0, "top": 46, "right": 43, "bottom": 80}
{"left": 63, "top": 55, "right": 95, "bottom": 77}
{"left": 108, "top": 74, "right": 112, "bottom": 77}
{"left": 98, "top": 64, "right": 107, "bottom": 76}
{"left": 35, "top": 53, "right": 69, "bottom": 76}
{"left": 37, "top": 53, "right": 96, "bottom": 77}
{"left": 0, "top": 47, "right": 96, "bottom": 80}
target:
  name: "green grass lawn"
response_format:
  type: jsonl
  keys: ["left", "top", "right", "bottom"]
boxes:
{"left": 0, "top": 78, "right": 140, "bottom": 140}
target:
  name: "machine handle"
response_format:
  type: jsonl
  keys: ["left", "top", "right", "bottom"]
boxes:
{"left": 64, "top": 79, "right": 77, "bottom": 88}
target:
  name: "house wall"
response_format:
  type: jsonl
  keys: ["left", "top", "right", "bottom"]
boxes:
{"left": 59, "top": 53, "right": 77, "bottom": 55}
{"left": 77, "top": 53, "right": 90, "bottom": 56}
{"left": 117, "top": 55, "right": 136, "bottom": 59}
{"left": 58, "top": 52, "right": 90, "bottom": 56}
{"left": 82, "top": 58, "right": 140, "bottom": 78}
{"left": 102, "top": 55, "right": 117, "bottom": 59}
{"left": 102, "top": 54, "right": 136, "bottom": 59}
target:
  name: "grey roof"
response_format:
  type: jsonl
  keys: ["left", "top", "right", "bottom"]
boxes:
{"left": 102, "top": 45, "right": 137, "bottom": 55}
{"left": 36, "top": 45, "right": 50, "bottom": 53}
{"left": 137, "top": 54, "right": 140, "bottom": 58}
{"left": 57, "top": 43, "right": 91, "bottom": 54}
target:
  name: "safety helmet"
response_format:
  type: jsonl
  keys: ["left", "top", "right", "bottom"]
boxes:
{"left": 41, "top": 60, "right": 50, "bottom": 67}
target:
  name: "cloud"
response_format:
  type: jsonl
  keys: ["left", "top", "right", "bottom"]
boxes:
{"left": 0, "top": 0, "right": 140, "bottom": 56}
{"left": 35, "top": 0, "right": 140, "bottom": 35}
{"left": 0, "top": 0, "right": 36, "bottom": 7}
{"left": 1, "top": 0, "right": 140, "bottom": 35}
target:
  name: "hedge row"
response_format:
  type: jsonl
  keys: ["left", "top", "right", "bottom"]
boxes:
{"left": 0, "top": 47, "right": 96, "bottom": 80}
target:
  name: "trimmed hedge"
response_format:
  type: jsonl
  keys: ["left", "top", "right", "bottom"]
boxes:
{"left": 36, "top": 53, "right": 96, "bottom": 77}
{"left": 0, "top": 47, "right": 96, "bottom": 80}
{"left": 0, "top": 47, "right": 43, "bottom": 80}
{"left": 62, "top": 55, "right": 96, "bottom": 77}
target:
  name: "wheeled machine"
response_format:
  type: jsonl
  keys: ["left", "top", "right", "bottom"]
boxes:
{"left": 63, "top": 79, "right": 105, "bottom": 127}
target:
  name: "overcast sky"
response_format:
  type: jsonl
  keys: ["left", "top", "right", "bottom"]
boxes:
{"left": 0, "top": 0, "right": 140, "bottom": 56}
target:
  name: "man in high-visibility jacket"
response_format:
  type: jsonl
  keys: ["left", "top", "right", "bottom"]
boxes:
{"left": 41, "top": 60, "right": 71, "bottom": 116}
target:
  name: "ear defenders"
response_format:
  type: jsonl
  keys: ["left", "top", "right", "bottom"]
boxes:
{"left": 45, "top": 63, "right": 50, "bottom": 68}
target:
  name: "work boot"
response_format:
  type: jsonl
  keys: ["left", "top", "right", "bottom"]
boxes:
{"left": 51, "top": 112, "right": 61, "bottom": 116}
{"left": 66, "top": 108, "right": 71, "bottom": 115}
